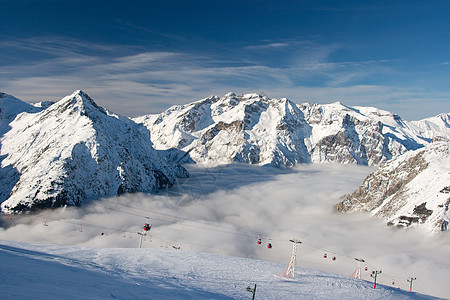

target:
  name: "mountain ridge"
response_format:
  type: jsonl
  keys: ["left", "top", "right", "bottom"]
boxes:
{"left": 134, "top": 92, "right": 450, "bottom": 167}
{"left": 0, "top": 90, "right": 188, "bottom": 213}
{"left": 336, "top": 137, "right": 450, "bottom": 233}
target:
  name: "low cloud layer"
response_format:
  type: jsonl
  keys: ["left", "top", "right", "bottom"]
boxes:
{"left": 1, "top": 163, "right": 449, "bottom": 298}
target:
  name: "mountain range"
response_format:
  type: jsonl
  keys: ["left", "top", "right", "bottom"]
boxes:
{"left": 1, "top": 90, "right": 449, "bottom": 214}
{"left": 134, "top": 92, "right": 450, "bottom": 167}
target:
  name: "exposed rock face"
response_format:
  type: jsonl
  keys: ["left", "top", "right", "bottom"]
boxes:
{"left": 336, "top": 138, "right": 450, "bottom": 233}
{"left": 0, "top": 90, "right": 188, "bottom": 213}
{"left": 134, "top": 93, "right": 450, "bottom": 167}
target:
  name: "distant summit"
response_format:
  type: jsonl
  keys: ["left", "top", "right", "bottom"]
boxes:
{"left": 0, "top": 92, "right": 43, "bottom": 135}
{"left": 134, "top": 92, "right": 450, "bottom": 167}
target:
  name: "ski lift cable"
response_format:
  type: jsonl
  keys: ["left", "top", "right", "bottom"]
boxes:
{"left": 7, "top": 207, "right": 379, "bottom": 272}
{"left": 90, "top": 201, "right": 281, "bottom": 240}
{"left": 33, "top": 213, "right": 135, "bottom": 235}
{"left": 18, "top": 210, "right": 361, "bottom": 268}
{"left": 87, "top": 202, "right": 287, "bottom": 241}
{"left": 7, "top": 213, "right": 417, "bottom": 288}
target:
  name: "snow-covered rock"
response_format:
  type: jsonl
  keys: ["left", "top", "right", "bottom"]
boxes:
{"left": 336, "top": 137, "right": 450, "bottom": 234}
{"left": 0, "top": 90, "right": 188, "bottom": 213}
{"left": 134, "top": 93, "right": 450, "bottom": 167}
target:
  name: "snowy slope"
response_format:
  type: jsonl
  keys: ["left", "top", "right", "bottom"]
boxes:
{"left": 336, "top": 138, "right": 450, "bottom": 233}
{"left": 134, "top": 93, "right": 450, "bottom": 167}
{"left": 0, "top": 92, "right": 43, "bottom": 136}
{"left": 0, "top": 240, "right": 438, "bottom": 300}
{"left": 410, "top": 113, "right": 450, "bottom": 140}
{"left": 0, "top": 90, "right": 188, "bottom": 213}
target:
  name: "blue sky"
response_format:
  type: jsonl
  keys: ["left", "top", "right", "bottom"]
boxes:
{"left": 1, "top": 0, "right": 449, "bottom": 119}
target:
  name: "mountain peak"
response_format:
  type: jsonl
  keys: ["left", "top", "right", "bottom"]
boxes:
{"left": 0, "top": 91, "right": 188, "bottom": 213}
{"left": 52, "top": 90, "right": 107, "bottom": 117}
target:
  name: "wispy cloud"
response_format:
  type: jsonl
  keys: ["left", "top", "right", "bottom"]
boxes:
{"left": 0, "top": 36, "right": 448, "bottom": 119}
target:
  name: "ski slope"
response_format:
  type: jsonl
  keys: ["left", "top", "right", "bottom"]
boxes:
{"left": 0, "top": 240, "right": 439, "bottom": 300}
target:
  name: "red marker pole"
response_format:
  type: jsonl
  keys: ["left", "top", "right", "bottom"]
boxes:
{"left": 370, "top": 270, "right": 382, "bottom": 289}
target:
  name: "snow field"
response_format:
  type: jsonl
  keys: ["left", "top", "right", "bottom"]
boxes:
{"left": 0, "top": 240, "right": 439, "bottom": 300}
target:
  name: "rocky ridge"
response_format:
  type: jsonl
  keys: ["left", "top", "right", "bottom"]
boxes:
{"left": 134, "top": 92, "right": 450, "bottom": 167}
{"left": 336, "top": 137, "right": 450, "bottom": 233}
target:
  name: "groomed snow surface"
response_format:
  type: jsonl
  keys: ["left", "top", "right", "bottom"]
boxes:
{"left": 0, "top": 240, "right": 438, "bottom": 300}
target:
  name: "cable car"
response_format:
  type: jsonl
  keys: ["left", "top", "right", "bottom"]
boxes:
{"left": 267, "top": 243, "right": 272, "bottom": 249}
{"left": 332, "top": 256, "right": 336, "bottom": 261}
{"left": 365, "top": 267, "right": 368, "bottom": 271}
{"left": 143, "top": 223, "right": 151, "bottom": 231}
{"left": 324, "top": 253, "right": 328, "bottom": 259}
{"left": 257, "top": 238, "right": 262, "bottom": 245}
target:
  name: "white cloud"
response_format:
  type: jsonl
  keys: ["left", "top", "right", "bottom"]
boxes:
{"left": 0, "top": 37, "right": 448, "bottom": 119}
{"left": 1, "top": 163, "right": 449, "bottom": 298}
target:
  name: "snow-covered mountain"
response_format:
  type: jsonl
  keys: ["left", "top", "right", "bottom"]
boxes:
{"left": 0, "top": 92, "right": 43, "bottom": 135}
{"left": 134, "top": 92, "right": 450, "bottom": 167}
{"left": 0, "top": 91, "right": 188, "bottom": 213}
{"left": 0, "top": 240, "right": 439, "bottom": 299}
{"left": 336, "top": 137, "right": 450, "bottom": 234}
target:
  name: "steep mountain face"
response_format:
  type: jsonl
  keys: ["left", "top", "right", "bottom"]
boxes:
{"left": 336, "top": 137, "right": 450, "bottom": 234}
{"left": 134, "top": 93, "right": 450, "bottom": 167}
{"left": 135, "top": 93, "right": 311, "bottom": 167}
{"left": 0, "top": 90, "right": 188, "bottom": 213}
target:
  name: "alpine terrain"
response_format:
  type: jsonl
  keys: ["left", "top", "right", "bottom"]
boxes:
{"left": 336, "top": 137, "right": 450, "bottom": 234}
{"left": 134, "top": 92, "right": 450, "bottom": 167}
{"left": 0, "top": 90, "right": 188, "bottom": 213}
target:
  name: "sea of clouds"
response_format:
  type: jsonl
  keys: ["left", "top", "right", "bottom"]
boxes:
{"left": 1, "top": 163, "right": 449, "bottom": 298}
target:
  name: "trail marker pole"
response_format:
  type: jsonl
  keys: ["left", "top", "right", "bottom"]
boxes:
{"left": 246, "top": 284, "right": 256, "bottom": 300}
{"left": 371, "top": 270, "right": 382, "bottom": 289}
{"left": 407, "top": 277, "right": 416, "bottom": 292}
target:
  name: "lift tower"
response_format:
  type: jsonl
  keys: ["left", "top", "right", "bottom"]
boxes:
{"left": 278, "top": 238, "right": 302, "bottom": 278}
